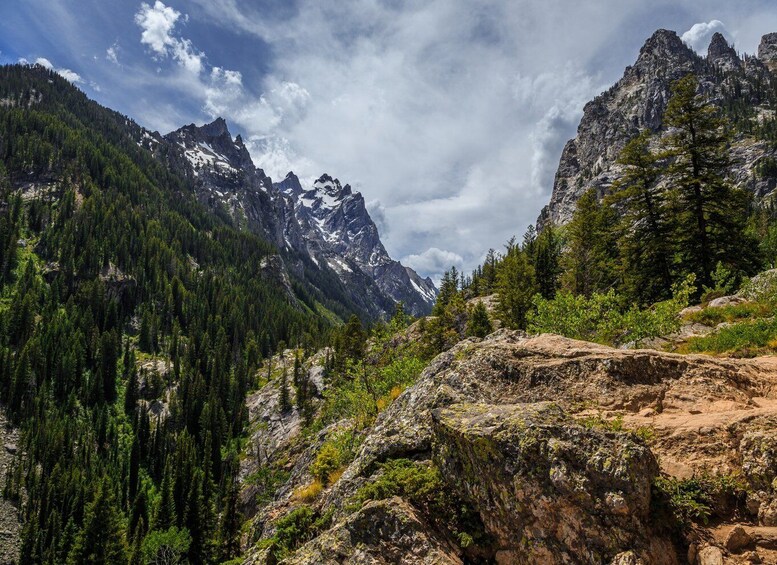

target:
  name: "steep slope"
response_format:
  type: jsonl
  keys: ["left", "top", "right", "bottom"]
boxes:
{"left": 540, "top": 29, "right": 777, "bottom": 228}
{"left": 160, "top": 121, "right": 436, "bottom": 317}
{"left": 0, "top": 62, "right": 350, "bottom": 563}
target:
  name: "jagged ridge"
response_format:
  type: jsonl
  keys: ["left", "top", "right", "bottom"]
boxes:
{"left": 156, "top": 119, "right": 436, "bottom": 318}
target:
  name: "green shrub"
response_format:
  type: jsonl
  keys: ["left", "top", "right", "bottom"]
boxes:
{"left": 687, "top": 302, "right": 771, "bottom": 326}
{"left": 141, "top": 526, "right": 191, "bottom": 565}
{"left": 355, "top": 459, "right": 444, "bottom": 507}
{"left": 245, "top": 466, "right": 290, "bottom": 507}
{"left": 527, "top": 274, "right": 693, "bottom": 346}
{"left": 653, "top": 473, "right": 749, "bottom": 528}
{"left": 685, "top": 318, "right": 777, "bottom": 356}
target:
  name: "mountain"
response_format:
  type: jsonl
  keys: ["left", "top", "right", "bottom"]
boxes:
{"left": 540, "top": 30, "right": 777, "bottom": 228}
{"left": 157, "top": 119, "right": 436, "bottom": 317}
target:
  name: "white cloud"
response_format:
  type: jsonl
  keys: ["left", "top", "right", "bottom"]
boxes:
{"left": 106, "top": 42, "right": 119, "bottom": 65}
{"left": 135, "top": 1, "right": 180, "bottom": 55}
{"left": 135, "top": 1, "right": 203, "bottom": 74}
{"left": 134, "top": 1, "right": 776, "bottom": 280}
{"left": 681, "top": 20, "right": 727, "bottom": 53}
{"left": 403, "top": 248, "right": 464, "bottom": 285}
{"left": 27, "top": 56, "right": 82, "bottom": 84}
{"left": 184, "top": 1, "right": 613, "bottom": 278}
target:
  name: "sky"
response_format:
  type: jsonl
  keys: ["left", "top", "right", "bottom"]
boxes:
{"left": 3, "top": 1, "right": 777, "bottom": 283}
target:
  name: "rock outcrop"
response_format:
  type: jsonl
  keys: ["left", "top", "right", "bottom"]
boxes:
{"left": 244, "top": 330, "right": 777, "bottom": 563}
{"left": 540, "top": 29, "right": 777, "bottom": 228}
{"left": 758, "top": 33, "right": 777, "bottom": 72}
{"left": 433, "top": 402, "right": 672, "bottom": 564}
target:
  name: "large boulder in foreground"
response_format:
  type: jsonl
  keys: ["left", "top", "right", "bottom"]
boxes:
{"left": 432, "top": 402, "right": 675, "bottom": 565}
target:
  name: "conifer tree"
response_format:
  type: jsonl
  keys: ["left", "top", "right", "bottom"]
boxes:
{"left": 67, "top": 480, "right": 128, "bottom": 564}
{"left": 561, "top": 189, "right": 619, "bottom": 296}
{"left": 432, "top": 267, "right": 459, "bottom": 316}
{"left": 279, "top": 367, "right": 291, "bottom": 413}
{"left": 610, "top": 130, "right": 673, "bottom": 304}
{"left": 532, "top": 226, "right": 562, "bottom": 299}
{"left": 466, "top": 301, "right": 493, "bottom": 338}
{"left": 662, "top": 74, "right": 757, "bottom": 287}
{"left": 496, "top": 247, "right": 536, "bottom": 329}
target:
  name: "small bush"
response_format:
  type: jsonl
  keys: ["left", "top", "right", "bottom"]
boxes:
{"left": 653, "top": 473, "right": 749, "bottom": 528}
{"left": 577, "top": 413, "right": 624, "bottom": 432}
{"left": 293, "top": 480, "right": 323, "bottom": 502}
{"left": 271, "top": 506, "right": 315, "bottom": 559}
{"left": 245, "top": 466, "right": 290, "bottom": 506}
{"left": 687, "top": 302, "right": 771, "bottom": 327}
{"left": 355, "top": 459, "right": 444, "bottom": 508}
{"left": 527, "top": 275, "right": 693, "bottom": 346}
{"left": 310, "top": 429, "right": 361, "bottom": 486}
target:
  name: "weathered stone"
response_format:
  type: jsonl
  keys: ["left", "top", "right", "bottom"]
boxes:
{"left": 281, "top": 497, "right": 462, "bottom": 565}
{"left": 741, "top": 431, "right": 777, "bottom": 491}
{"left": 758, "top": 33, "right": 777, "bottom": 71}
{"left": 708, "top": 295, "right": 749, "bottom": 308}
{"left": 431, "top": 402, "right": 673, "bottom": 564}
{"left": 726, "top": 525, "right": 753, "bottom": 552}
{"left": 696, "top": 545, "right": 724, "bottom": 565}
{"left": 708, "top": 32, "right": 741, "bottom": 73}
{"left": 610, "top": 551, "right": 645, "bottom": 565}
{"left": 759, "top": 498, "right": 777, "bottom": 526}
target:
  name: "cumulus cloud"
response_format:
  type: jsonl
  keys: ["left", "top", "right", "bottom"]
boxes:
{"left": 187, "top": 1, "right": 615, "bottom": 278}
{"left": 136, "top": 2, "right": 764, "bottom": 279}
{"left": 681, "top": 20, "right": 728, "bottom": 53}
{"left": 135, "top": 1, "right": 202, "bottom": 74}
{"left": 26, "top": 56, "right": 82, "bottom": 84}
{"left": 403, "top": 248, "right": 464, "bottom": 284}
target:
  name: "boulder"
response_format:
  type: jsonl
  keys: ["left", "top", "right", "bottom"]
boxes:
{"left": 281, "top": 497, "right": 461, "bottom": 565}
{"left": 708, "top": 295, "right": 748, "bottom": 308}
{"left": 431, "top": 402, "right": 674, "bottom": 564}
{"left": 726, "top": 526, "right": 753, "bottom": 553}
{"left": 696, "top": 545, "right": 724, "bottom": 565}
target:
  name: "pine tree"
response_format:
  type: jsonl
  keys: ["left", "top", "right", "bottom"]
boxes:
{"left": 279, "top": 367, "right": 291, "bottom": 413}
{"left": 466, "top": 301, "right": 493, "bottom": 338}
{"left": 67, "top": 480, "right": 128, "bottom": 564}
{"left": 610, "top": 130, "right": 673, "bottom": 304}
{"left": 532, "top": 226, "right": 562, "bottom": 299}
{"left": 432, "top": 267, "right": 459, "bottom": 316}
{"left": 496, "top": 247, "right": 536, "bottom": 329}
{"left": 662, "top": 74, "right": 758, "bottom": 287}
{"left": 561, "top": 189, "right": 619, "bottom": 296}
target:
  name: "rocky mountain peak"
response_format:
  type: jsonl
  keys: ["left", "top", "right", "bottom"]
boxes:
{"left": 167, "top": 118, "right": 255, "bottom": 174}
{"left": 707, "top": 32, "right": 741, "bottom": 72}
{"left": 199, "top": 116, "right": 230, "bottom": 138}
{"left": 276, "top": 171, "right": 304, "bottom": 197}
{"left": 312, "top": 174, "right": 355, "bottom": 200}
{"left": 634, "top": 29, "right": 696, "bottom": 71}
{"left": 759, "top": 32, "right": 777, "bottom": 71}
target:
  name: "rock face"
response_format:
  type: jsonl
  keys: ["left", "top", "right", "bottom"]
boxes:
{"left": 154, "top": 120, "right": 436, "bottom": 317}
{"left": 540, "top": 29, "right": 777, "bottom": 228}
{"left": 758, "top": 33, "right": 777, "bottom": 71}
{"left": 279, "top": 498, "right": 462, "bottom": 565}
{"left": 432, "top": 402, "right": 671, "bottom": 564}
{"left": 245, "top": 330, "right": 777, "bottom": 562}
{"left": 708, "top": 32, "right": 741, "bottom": 73}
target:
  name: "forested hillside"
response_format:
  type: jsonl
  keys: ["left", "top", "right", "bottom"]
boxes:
{"left": 0, "top": 63, "right": 352, "bottom": 563}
